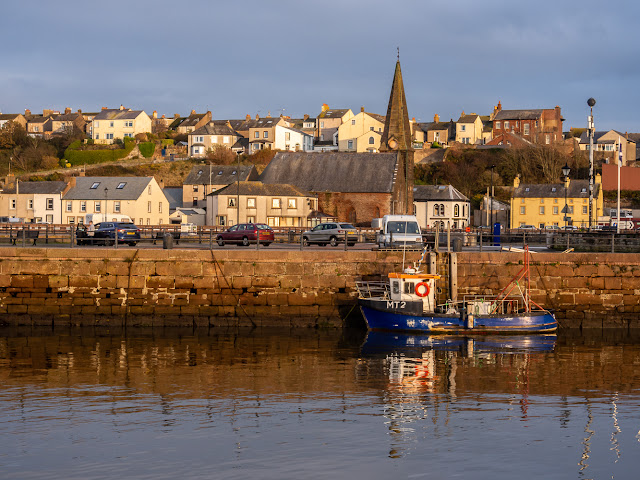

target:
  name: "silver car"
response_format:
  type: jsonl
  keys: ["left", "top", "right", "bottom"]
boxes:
{"left": 302, "top": 222, "right": 358, "bottom": 247}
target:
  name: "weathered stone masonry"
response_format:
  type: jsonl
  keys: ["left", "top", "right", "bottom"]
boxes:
{"left": 0, "top": 248, "right": 638, "bottom": 328}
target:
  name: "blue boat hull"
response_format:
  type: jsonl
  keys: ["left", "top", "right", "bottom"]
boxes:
{"left": 359, "top": 300, "right": 557, "bottom": 334}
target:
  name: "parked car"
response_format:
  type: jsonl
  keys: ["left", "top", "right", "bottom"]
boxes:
{"left": 302, "top": 222, "right": 358, "bottom": 247}
{"left": 216, "top": 223, "right": 274, "bottom": 246}
{"left": 93, "top": 222, "right": 141, "bottom": 246}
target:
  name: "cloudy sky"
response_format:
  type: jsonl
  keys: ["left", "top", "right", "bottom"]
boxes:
{"left": 1, "top": 0, "right": 638, "bottom": 131}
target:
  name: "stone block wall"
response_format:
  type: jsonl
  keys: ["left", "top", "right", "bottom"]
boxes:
{"left": 0, "top": 248, "right": 638, "bottom": 329}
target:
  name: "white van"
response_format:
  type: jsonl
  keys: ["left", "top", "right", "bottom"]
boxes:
{"left": 85, "top": 213, "right": 133, "bottom": 224}
{"left": 372, "top": 215, "right": 423, "bottom": 247}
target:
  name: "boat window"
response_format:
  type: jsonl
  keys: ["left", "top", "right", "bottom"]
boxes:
{"left": 392, "top": 281, "right": 400, "bottom": 294}
{"left": 404, "top": 282, "right": 414, "bottom": 294}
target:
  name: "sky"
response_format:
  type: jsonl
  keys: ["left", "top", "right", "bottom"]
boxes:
{"left": 1, "top": 0, "right": 639, "bottom": 132}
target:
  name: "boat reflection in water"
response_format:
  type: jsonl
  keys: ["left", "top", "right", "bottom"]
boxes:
{"left": 359, "top": 331, "right": 558, "bottom": 459}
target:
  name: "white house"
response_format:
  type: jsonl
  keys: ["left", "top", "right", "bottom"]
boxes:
{"left": 413, "top": 185, "right": 470, "bottom": 230}
{"left": 274, "top": 125, "right": 314, "bottom": 151}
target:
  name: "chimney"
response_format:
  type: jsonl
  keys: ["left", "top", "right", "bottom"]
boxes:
{"left": 65, "top": 107, "right": 71, "bottom": 114}
{"left": 361, "top": 106, "right": 365, "bottom": 113}
{"left": 461, "top": 110, "right": 465, "bottom": 117}
{"left": 497, "top": 101, "right": 502, "bottom": 112}
{"left": 161, "top": 114, "right": 165, "bottom": 119}
{"left": 152, "top": 110, "right": 157, "bottom": 119}
{"left": 513, "top": 175, "right": 520, "bottom": 188}
{"left": 246, "top": 114, "right": 251, "bottom": 121}
{"left": 255, "top": 114, "right": 259, "bottom": 120}
{"left": 321, "top": 103, "right": 329, "bottom": 112}
{"left": 119, "top": 105, "right": 125, "bottom": 110}
{"left": 43, "top": 109, "right": 52, "bottom": 116}
{"left": 190, "top": 109, "right": 196, "bottom": 115}
{"left": 174, "top": 113, "right": 180, "bottom": 118}
{"left": 77, "top": 109, "right": 82, "bottom": 114}
{"left": 160, "top": 179, "right": 165, "bottom": 189}
{"left": 266, "top": 111, "right": 271, "bottom": 118}
{"left": 24, "top": 109, "right": 31, "bottom": 117}
{"left": 102, "top": 107, "right": 108, "bottom": 111}
{"left": 78, "top": 169, "right": 85, "bottom": 177}
{"left": 434, "top": 113, "right": 440, "bottom": 122}
{"left": 303, "top": 114, "right": 309, "bottom": 121}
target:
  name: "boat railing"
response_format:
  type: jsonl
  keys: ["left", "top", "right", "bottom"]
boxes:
{"left": 356, "top": 281, "right": 389, "bottom": 299}
{"left": 462, "top": 295, "right": 524, "bottom": 315}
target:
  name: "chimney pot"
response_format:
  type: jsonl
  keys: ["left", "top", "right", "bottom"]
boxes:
{"left": 25, "top": 109, "right": 31, "bottom": 117}
{"left": 255, "top": 114, "right": 259, "bottom": 120}
{"left": 65, "top": 107, "right": 71, "bottom": 114}
{"left": 246, "top": 114, "right": 251, "bottom": 121}
{"left": 303, "top": 114, "right": 309, "bottom": 120}
{"left": 361, "top": 106, "right": 365, "bottom": 113}
{"left": 102, "top": 107, "right": 108, "bottom": 111}
{"left": 119, "top": 104, "right": 124, "bottom": 110}
{"left": 174, "top": 113, "right": 180, "bottom": 118}
{"left": 191, "top": 109, "right": 196, "bottom": 115}
{"left": 152, "top": 110, "right": 157, "bottom": 119}
{"left": 434, "top": 114, "right": 440, "bottom": 122}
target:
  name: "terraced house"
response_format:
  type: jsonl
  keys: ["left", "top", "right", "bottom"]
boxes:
{"left": 91, "top": 106, "right": 152, "bottom": 144}
{"left": 0, "top": 179, "right": 67, "bottom": 223}
{"left": 62, "top": 176, "right": 169, "bottom": 225}
{"left": 492, "top": 102, "right": 564, "bottom": 145}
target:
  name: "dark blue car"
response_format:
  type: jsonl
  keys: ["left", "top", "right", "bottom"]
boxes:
{"left": 94, "top": 222, "right": 141, "bottom": 246}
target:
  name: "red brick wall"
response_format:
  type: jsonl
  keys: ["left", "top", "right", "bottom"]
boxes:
{"left": 317, "top": 192, "right": 391, "bottom": 225}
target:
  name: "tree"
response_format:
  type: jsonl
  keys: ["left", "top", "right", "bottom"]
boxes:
{"left": 206, "top": 144, "right": 235, "bottom": 165}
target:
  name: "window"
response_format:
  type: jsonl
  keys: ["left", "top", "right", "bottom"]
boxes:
{"left": 520, "top": 206, "right": 526, "bottom": 214}
{"left": 228, "top": 198, "right": 237, "bottom": 207}
{"left": 254, "top": 131, "right": 259, "bottom": 138}
{"left": 46, "top": 198, "right": 54, "bottom": 210}
{"left": 193, "top": 185, "right": 199, "bottom": 192}
{"left": 91, "top": 182, "right": 100, "bottom": 189}
{"left": 351, "top": 119, "right": 356, "bottom": 125}
{"left": 247, "top": 216, "right": 255, "bottom": 223}
{"left": 263, "top": 131, "right": 268, "bottom": 139}
{"left": 521, "top": 198, "right": 525, "bottom": 204}
{"left": 272, "top": 198, "right": 281, "bottom": 209}
{"left": 147, "top": 201, "right": 152, "bottom": 213}
{"left": 10, "top": 199, "right": 16, "bottom": 209}
{"left": 523, "top": 123, "right": 530, "bottom": 135}
{"left": 433, "top": 204, "right": 439, "bottom": 216}
{"left": 320, "top": 121, "right": 324, "bottom": 128}
{"left": 95, "top": 201, "right": 101, "bottom": 212}
{"left": 545, "top": 134, "right": 550, "bottom": 144}
{"left": 68, "top": 217, "right": 75, "bottom": 224}
{"left": 66, "top": 201, "right": 72, "bottom": 212}
{"left": 28, "top": 199, "right": 33, "bottom": 210}
{"left": 247, "top": 198, "right": 256, "bottom": 208}
{"left": 159, "top": 203, "right": 162, "bottom": 213}
{"left": 348, "top": 140, "right": 353, "bottom": 149}
{"left": 539, "top": 206, "right": 545, "bottom": 215}
{"left": 218, "top": 216, "right": 226, "bottom": 226}
{"left": 568, "top": 206, "right": 574, "bottom": 214}
{"left": 583, "top": 206, "right": 588, "bottom": 214}
{"left": 454, "top": 205, "right": 459, "bottom": 217}
{"left": 106, "top": 133, "right": 113, "bottom": 140}
{"left": 223, "top": 136, "right": 230, "bottom": 143}
{"left": 124, "top": 133, "right": 133, "bottom": 138}
{"left": 439, "top": 204, "right": 444, "bottom": 216}
{"left": 460, "top": 125, "right": 466, "bottom": 132}
{"left": 95, "top": 121, "right": 99, "bottom": 128}
{"left": 109, "top": 121, "right": 114, "bottom": 128}
{"left": 124, "top": 121, "right": 133, "bottom": 127}
{"left": 80, "top": 201, "right": 86, "bottom": 212}
{"left": 553, "top": 206, "right": 559, "bottom": 215}
{"left": 288, "top": 198, "right": 296, "bottom": 209}
{"left": 46, "top": 215, "right": 53, "bottom": 223}
{"left": 114, "top": 201, "right": 121, "bottom": 213}
{"left": 504, "top": 121, "right": 510, "bottom": 129}
{"left": 495, "top": 121, "right": 501, "bottom": 129}
{"left": 369, "top": 136, "right": 374, "bottom": 144}
{"left": 148, "top": 186, "right": 152, "bottom": 195}
{"left": 95, "top": 134, "right": 99, "bottom": 140}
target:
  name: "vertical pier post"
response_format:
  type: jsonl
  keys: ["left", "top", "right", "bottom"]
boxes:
{"left": 449, "top": 252, "right": 458, "bottom": 303}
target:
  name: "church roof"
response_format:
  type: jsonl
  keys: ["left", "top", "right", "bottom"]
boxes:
{"left": 380, "top": 60, "right": 413, "bottom": 151}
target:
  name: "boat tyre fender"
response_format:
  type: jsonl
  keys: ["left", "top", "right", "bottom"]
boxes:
{"left": 415, "top": 282, "right": 430, "bottom": 297}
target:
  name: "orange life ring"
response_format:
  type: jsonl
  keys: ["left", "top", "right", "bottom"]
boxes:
{"left": 415, "top": 282, "right": 430, "bottom": 297}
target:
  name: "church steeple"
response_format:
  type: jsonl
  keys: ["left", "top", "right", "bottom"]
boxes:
{"left": 380, "top": 59, "right": 412, "bottom": 152}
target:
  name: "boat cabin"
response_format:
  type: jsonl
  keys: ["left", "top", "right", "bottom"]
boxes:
{"left": 388, "top": 272, "right": 440, "bottom": 313}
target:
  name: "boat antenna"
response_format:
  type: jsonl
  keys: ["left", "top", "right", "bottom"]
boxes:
{"left": 402, "top": 220, "right": 408, "bottom": 271}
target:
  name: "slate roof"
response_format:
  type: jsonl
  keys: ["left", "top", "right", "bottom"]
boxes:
{"left": 162, "top": 187, "right": 183, "bottom": 210}
{"left": 259, "top": 152, "right": 398, "bottom": 193}
{"left": 494, "top": 109, "right": 544, "bottom": 121}
{"left": 513, "top": 180, "right": 600, "bottom": 199}
{"left": 63, "top": 177, "right": 155, "bottom": 200}
{"left": 4, "top": 181, "right": 67, "bottom": 195}
{"left": 317, "top": 109, "right": 350, "bottom": 119}
{"left": 578, "top": 130, "right": 630, "bottom": 144}
{"left": 366, "top": 112, "right": 385, "bottom": 123}
{"left": 27, "top": 116, "right": 50, "bottom": 124}
{"left": 413, "top": 185, "right": 469, "bottom": 202}
{"left": 211, "top": 181, "right": 311, "bottom": 197}
{"left": 419, "top": 122, "right": 450, "bottom": 131}
{"left": 179, "top": 114, "right": 207, "bottom": 128}
{"left": 457, "top": 114, "right": 480, "bottom": 123}
{"left": 183, "top": 165, "right": 257, "bottom": 186}
{"left": 52, "top": 113, "right": 82, "bottom": 122}
{"left": 190, "top": 123, "right": 236, "bottom": 136}
{"left": 93, "top": 109, "right": 145, "bottom": 121}
{"left": 0, "top": 114, "right": 22, "bottom": 121}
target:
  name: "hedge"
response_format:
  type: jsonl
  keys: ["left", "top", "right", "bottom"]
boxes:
{"left": 63, "top": 139, "right": 136, "bottom": 165}
{"left": 138, "top": 142, "right": 155, "bottom": 158}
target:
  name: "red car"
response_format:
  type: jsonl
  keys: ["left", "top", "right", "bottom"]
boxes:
{"left": 216, "top": 223, "right": 274, "bottom": 246}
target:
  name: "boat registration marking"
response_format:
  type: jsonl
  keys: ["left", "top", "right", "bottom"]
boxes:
{"left": 386, "top": 301, "right": 406, "bottom": 309}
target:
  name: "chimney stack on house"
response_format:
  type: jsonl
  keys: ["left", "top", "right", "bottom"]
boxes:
{"left": 102, "top": 107, "right": 108, "bottom": 111}
{"left": 303, "top": 114, "right": 309, "bottom": 121}
{"left": 24, "top": 109, "right": 31, "bottom": 117}
{"left": 321, "top": 103, "right": 329, "bottom": 112}
{"left": 190, "top": 109, "right": 196, "bottom": 115}
{"left": 246, "top": 114, "right": 251, "bottom": 121}
{"left": 434, "top": 113, "right": 440, "bottom": 122}
{"left": 119, "top": 105, "right": 125, "bottom": 110}
{"left": 361, "top": 106, "right": 365, "bottom": 113}
{"left": 65, "top": 107, "right": 71, "bottom": 114}
{"left": 255, "top": 114, "right": 259, "bottom": 120}
{"left": 77, "top": 109, "right": 82, "bottom": 114}
{"left": 152, "top": 111, "right": 157, "bottom": 119}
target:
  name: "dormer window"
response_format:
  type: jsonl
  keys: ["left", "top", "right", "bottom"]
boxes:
{"left": 117, "top": 182, "right": 126, "bottom": 189}
{"left": 218, "top": 171, "right": 223, "bottom": 175}
{"left": 551, "top": 187, "right": 556, "bottom": 192}
{"left": 525, "top": 187, "right": 530, "bottom": 192}
{"left": 581, "top": 188, "right": 587, "bottom": 193}
{"left": 90, "top": 182, "right": 100, "bottom": 189}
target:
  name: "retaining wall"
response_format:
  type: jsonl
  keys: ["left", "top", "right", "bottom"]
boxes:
{"left": 0, "top": 248, "right": 638, "bottom": 329}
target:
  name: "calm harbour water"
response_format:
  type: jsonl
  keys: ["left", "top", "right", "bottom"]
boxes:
{"left": 2, "top": 327, "right": 640, "bottom": 480}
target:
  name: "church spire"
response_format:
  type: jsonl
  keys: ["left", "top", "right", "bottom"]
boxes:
{"left": 380, "top": 59, "right": 412, "bottom": 152}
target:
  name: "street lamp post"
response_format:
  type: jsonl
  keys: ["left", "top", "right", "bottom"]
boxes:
{"left": 562, "top": 163, "right": 571, "bottom": 230}
{"left": 236, "top": 153, "right": 240, "bottom": 226}
{"left": 587, "top": 98, "right": 596, "bottom": 230}
{"left": 104, "top": 187, "right": 108, "bottom": 222}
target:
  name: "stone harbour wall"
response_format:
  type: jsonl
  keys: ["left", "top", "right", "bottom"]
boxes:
{"left": 0, "top": 248, "right": 638, "bottom": 329}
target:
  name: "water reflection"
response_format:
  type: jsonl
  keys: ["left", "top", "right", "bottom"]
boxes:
{"left": 1, "top": 327, "right": 640, "bottom": 479}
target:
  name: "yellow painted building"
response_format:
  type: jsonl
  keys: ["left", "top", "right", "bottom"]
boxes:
{"left": 510, "top": 174, "right": 603, "bottom": 229}
{"left": 337, "top": 109, "right": 385, "bottom": 152}
{"left": 92, "top": 107, "right": 152, "bottom": 144}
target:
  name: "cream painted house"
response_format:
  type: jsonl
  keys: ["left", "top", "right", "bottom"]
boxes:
{"left": 316, "top": 104, "right": 353, "bottom": 145}
{"left": 337, "top": 109, "right": 385, "bottom": 152}
{"left": 455, "top": 113, "right": 484, "bottom": 145}
{"left": 413, "top": 185, "right": 470, "bottom": 230}
{"left": 62, "top": 176, "right": 169, "bottom": 225}
{"left": 182, "top": 164, "right": 259, "bottom": 208}
{"left": 274, "top": 124, "right": 314, "bottom": 151}
{"left": 92, "top": 107, "right": 152, "bottom": 144}
{"left": 206, "top": 181, "right": 316, "bottom": 227}
{"left": 188, "top": 122, "right": 241, "bottom": 158}
{"left": 0, "top": 179, "right": 67, "bottom": 223}
{"left": 578, "top": 130, "right": 636, "bottom": 166}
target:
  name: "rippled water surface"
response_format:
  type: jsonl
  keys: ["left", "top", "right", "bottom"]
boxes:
{"left": 2, "top": 327, "right": 640, "bottom": 479}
